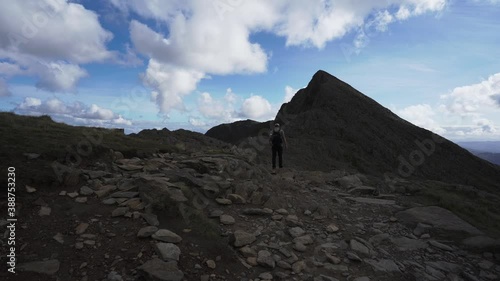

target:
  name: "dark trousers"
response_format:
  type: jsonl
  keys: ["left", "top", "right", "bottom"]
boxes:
{"left": 272, "top": 145, "right": 283, "bottom": 169}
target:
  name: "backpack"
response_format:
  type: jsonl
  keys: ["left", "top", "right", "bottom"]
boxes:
{"left": 271, "top": 129, "right": 283, "bottom": 146}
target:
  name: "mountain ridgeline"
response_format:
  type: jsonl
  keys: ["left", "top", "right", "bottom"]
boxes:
{"left": 206, "top": 70, "right": 500, "bottom": 191}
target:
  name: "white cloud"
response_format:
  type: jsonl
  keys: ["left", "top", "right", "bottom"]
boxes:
{"left": 142, "top": 59, "right": 205, "bottom": 113}
{"left": 224, "top": 88, "right": 239, "bottom": 104}
{"left": 441, "top": 73, "right": 500, "bottom": 116}
{"left": 396, "top": 6, "right": 411, "bottom": 20}
{"left": 197, "top": 89, "right": 239, "bottom": 124}
{"left": 398, "top": 73, "right": 500, "bottom": 140}
{"left": 112, "top": 0, "right": 448, "bottom": 114}
{"left": 374, "top": 10, "right": 394, "bottom": 32}
{"left": 0, "top": 0, "right": 119, "bottom": 93}
{"left": 85, "top": 104, "right": 115, "bottom": 120}
{"left": 398, "top": 104, "right": 446, "bottom": 134}
{"left": 35, "top": 61, "right": 88, "bottom": 92}
{"left": 18, "top": 97, "right": 42, "bottom": 108}
{"left": 130, "top": 19, "right": 268, "bottom": 75}
{"left": 240, "top": 95, "right": 273, "bottom": 120}
{"left": 198, "top": 92, "right": 228, "bottom": 120}
{"left": 113, "top": 115, "right": 133, "bottom": 126}
{"left": 0, "top": 78, "right": 11, "bottom": 97}
{"left": 0, "top": 0, "right": 113, "bottom": 63}
{"left": 15, "top": 97, "right": 133, "bottom": 127}
{"left": 188, "top": 117, "right": 206, "bottom": 127}
{"left": 284, "top": 85, "right": 298, "bottom": 103}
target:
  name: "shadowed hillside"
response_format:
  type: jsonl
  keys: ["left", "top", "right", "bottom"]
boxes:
{"left": 206, "top": 119, "right": 272, "bottom": 145}
{"left": 207, "top": 70, "right": 500, "bottom": 192}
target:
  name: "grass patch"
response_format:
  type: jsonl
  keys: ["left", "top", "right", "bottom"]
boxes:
{"left": 414, "top": 181, "right": 500, "bottom": 238}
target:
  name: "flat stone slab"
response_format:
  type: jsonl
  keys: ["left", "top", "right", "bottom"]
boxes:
{"left": 345, "top": 197, "right": 395, "bottom": 205}
{"left": 396, "top": 206, "right": 483, "bottom": 239}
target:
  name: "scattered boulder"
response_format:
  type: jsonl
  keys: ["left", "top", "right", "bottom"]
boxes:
{"left": 257, "top": 250, "right": 275, "bottom": 269}
{"left": 220, "top": 214, "right": 235, "bottom": 225}
{"left": 152, "top": 229, "right": 182, "bottom": 243}
{"left": 80, "top": 186, "right": 94, "bottom": 195}
{"left": 138, "top": 258, "right": 183, "bottom": 281}
{"left": 138, "top": 226, "right": 159, "bottom": 238}
{"left": 156, "top": 243, "right": 181, "bottom": 261}
{"left": 232, "top": 230, "right": 256, "bottom": 247}
{"left": 142, "top": 213, "right": 160, "bottom": 226}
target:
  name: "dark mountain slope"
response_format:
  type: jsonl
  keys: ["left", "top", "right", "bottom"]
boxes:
{"left": 207, "top": 70, "right": 500, "bottom": 191}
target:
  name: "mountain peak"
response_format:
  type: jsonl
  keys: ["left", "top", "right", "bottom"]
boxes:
{"left": 310, "top": 70, "right": 336, "bottom": 84}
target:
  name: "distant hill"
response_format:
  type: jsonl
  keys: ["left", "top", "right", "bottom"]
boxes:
{"left": 458, "top": 141, "right": 500, "bottom": 165}
{"left": 206, "top": 119, "right": 272, "bottom": 145}
{"left": 206, "top": 70, "right": 500, "bottom": 191}
{"left": 457, "top": 141, "right": 500, "bottom": 153}
{"left": 473, "top": 152, "right": 500, "bottom": 165}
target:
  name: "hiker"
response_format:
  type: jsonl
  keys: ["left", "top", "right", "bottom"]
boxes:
{"left": 269, "top": 122, "right": 288, "bottom": 172}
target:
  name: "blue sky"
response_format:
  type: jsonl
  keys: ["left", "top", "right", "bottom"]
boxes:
{"left": 1, "top": 0, "right": 499, "bottom": 141}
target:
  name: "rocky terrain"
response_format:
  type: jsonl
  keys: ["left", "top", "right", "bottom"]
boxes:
{"left": 2, "top": 145, "right": 499, "bottom": 281}
{"left": 1, "top": 70, "right": 500, "bottom": 281}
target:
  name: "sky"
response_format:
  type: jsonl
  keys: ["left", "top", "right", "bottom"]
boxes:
{"left": 0, "top": 0, "right": 499, "bottom": 141}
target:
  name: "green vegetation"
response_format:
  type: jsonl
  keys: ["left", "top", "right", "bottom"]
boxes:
{"left": 414, "top": 181, "right": 500, "bottom": 238}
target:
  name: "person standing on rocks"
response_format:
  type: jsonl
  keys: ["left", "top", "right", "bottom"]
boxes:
{"left": 269, "top": 122, "right": 288, "bottom": 173}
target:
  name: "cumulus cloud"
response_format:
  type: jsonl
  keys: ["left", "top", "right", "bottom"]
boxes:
{"left": 0, "top": 0, "right": 113, "bottom": 63}
{"left": 441, "top": 72, "right": 500, "bottom": 116}
{"left": 194, "top": 88, "right": 275, "bottom": 126}
{"left": 0, "top": 0, "right": 120, "bottom": 93}
{"left": 15, "top": 97, "right": 133, "bottom": 127}
{"left": 35, "top": 61, "right": 88, "bottom": 92}
{"left": 196, "top": 89, "right": 239, "bottom": 124}
{"left": 240, "top": 95, "right": 273, "bottom": 120}
{"left": 142, "top": 59, "right": 205, "bottom": 113}
{"left": 398, "top": 73, "right": 500, "bottom": 139}
{"left": 284, "top": 86, "right": 298, "bottom": 103}
{"left": 188, "top": 117, "right": 207, "bottom": 128}
{"left": 111, "top": 0, "right": 448, "bottom": 114}
{"left": 198, "top": 92, "right": 230, "bottom": 120}
{"left": 398, "top": 104, "right": 446, "bottom": 134}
